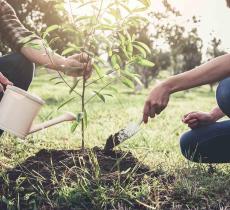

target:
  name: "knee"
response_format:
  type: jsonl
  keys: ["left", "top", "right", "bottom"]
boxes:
{"left": 180, "top": 131, "right": 200, "bottom": 162}
{"left": 216, "top": 78, "right": 230, "bottom": 117}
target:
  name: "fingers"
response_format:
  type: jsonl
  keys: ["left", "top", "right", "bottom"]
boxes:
{"left": 0, "top": 84, "right": 4, "bottom": 93}
{"left": 84, "top": 59, "right": 93, "bottom": 80}
{"left": 0, "top": 72, "right": 13, "bottom": 86}
{"left": 182, "top": 112, "right": 201, "bottom": 129}
{"left": 71, "top": 52, "right": 90, "bottom": 63}
{"left": 149, "top": 106, "right": 155, "bottom": 118}
{"left": 182, "top": 112, "right": 198, "bottom": 123}
{"left": 67, "top": 53, "right": 93, "bottom": 79}
{"left": 143, "top": 101, "right": 151, "bottom": 124}
{"left": 183, "top": 112, "right": 195, "bottom": 120}
{"left": 143, "top": 101, "right": 165, "bottom": 124}
{"left": 0, "top": 73, "right": 13, "bottom": 93}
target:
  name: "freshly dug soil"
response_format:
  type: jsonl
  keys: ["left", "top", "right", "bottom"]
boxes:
{"left": 0, "top": 147, "right": 150, "bottom": 186}
{"left": 0, "top": 147, "right": 163, "bottom": 210}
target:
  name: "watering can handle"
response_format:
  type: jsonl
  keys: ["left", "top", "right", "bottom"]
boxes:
{"left": 29, "top": 112, "right": 76, "bottom": 134}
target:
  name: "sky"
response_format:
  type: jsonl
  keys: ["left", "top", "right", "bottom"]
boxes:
{"left": 66, "top": 0, "right": 230, "bottom": 53}
{"left": 165, "top": 0, "right": 230, "bottom": 52}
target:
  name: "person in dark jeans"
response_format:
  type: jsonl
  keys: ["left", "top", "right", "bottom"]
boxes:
{"left": 0, "top": 1, "right": 92, "bottom": 137}
{"left": 180, "top": 78, "right": 230, "bottom": 163}
{"left": 142, "top": 0, "right": 230, "bottom": 163}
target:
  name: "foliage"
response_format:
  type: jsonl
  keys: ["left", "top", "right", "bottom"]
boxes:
{"left": 44, "top": 0, "right": 154, "bottom": 149}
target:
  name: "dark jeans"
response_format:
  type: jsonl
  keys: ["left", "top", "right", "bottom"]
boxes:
{"left": 0, "top": 53, "right": 34, "bottom": 135}
{"left": 180, "top": 77, "right": 230, "bottom": 163}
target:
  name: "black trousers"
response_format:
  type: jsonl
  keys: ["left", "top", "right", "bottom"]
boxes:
{"left": 0, "top": 53, "right": 34, "bottom": 136}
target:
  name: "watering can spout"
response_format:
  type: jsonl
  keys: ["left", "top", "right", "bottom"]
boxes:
{"left": 29, "top": 112, "right": 76, "bottom": 135}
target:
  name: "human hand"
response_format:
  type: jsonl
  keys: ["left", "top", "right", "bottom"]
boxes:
{"left": 182, "top": 111, "right": 216, "bottom": 129}
{"left": 61, "top": 52, "right": 92, "bottom": 79}
{"left": 143, "top": 83, "right": 170, "bottom": 123}
{"left": 0, "top": 72, "right": 13, "bottom": 92}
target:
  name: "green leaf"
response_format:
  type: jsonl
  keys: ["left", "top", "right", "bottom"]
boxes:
{"left": 111, "top": 54, "right": 120, "bottom": 71}
{"left": 45, "top": 25, "right": 60, "bottom": 34}
{"left": 19, "top": 35, "right": 35, "bottom": 45}
{"left": 134, "top": 76, "right": 143, "bottom": 86}
{"left": 108, "top": 49, "right": 113, "bottom": 57}
{"left": 125, "top": 31, "right": 132, "bottom": 42}
{"left": 122, "top": 70, "right": 139, "bottom": 80}
{"left": 71, "top": 121, "right": 79, "bottom": 133}
{"left": 118, "top": 33, "right": 126, "bottom": 47}
{"left": 109, "top": 8, "right": 121, "bottom": 19}
{"left": 137, "top": 58, "right": 155, "bottom": 67}
{"left": 93, "top": 63, "right": 104, "bottom": 78}
{"left": 120, "top": 3, "right": 132, "bottom": 13}
{"left": 121, "top": 77, "right": 134, "bottom": 89}
{"left": 133, "top": 41, "right": 151, "bottom": 54}
{"left": 104, "top": 93, "right": 113, "bottom": 97}
{"left": 61, "top": 48, "right": 75, "bottom": 56}
{"left": 43, "top": 25, "right": 59, "bottom": 39}
{"left": 133, "top": 44, "right": 147, "bottom": 58}
{"left": 108, "top": 86, "right": 118, "bottom": 93}
{"left": 132, "top": 7, "right": 148, "bottom": 13}
{"left": 75, "top": 16, "right": 92, "bottom": 21}
{"left": 55, "top": 81, "right": 64, "bottom": 85}
{"left": 93, "top": 91, "right": 105, "bottom": 103}
{"left": 49, "top": 76, "right": 60, "bottom": 82}
{"left": 57, "top": 97, "right": 75, "bottom": 110}
{"left": 137, "top": 0, "right": 151, "bottom": 7}
{"left": 127, "top": 41, "right": 133, "bottom": 58}
{"left": 69, "top": 79, "right": 80, "bottom": 94}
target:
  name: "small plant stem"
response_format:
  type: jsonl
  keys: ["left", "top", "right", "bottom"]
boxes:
{"left": 81, "top": 78, "right": 86, "bottom": 150}
{"left": 80, "top": 0, "right": 104, "bottom": 149}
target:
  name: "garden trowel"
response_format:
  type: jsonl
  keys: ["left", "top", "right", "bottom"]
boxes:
{"left": 104, "top": 118, "right": 143, "bottom": 152}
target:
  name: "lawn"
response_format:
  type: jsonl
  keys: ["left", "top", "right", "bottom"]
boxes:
{"left": 1, "top": 73, "right": 230, "bottom": 209}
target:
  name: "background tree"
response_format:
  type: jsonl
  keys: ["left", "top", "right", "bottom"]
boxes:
{"left": 207, "top": 37, "right": 227, "bottom": 91}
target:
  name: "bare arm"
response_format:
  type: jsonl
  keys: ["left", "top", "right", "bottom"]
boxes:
{"left": 21, "top": 40, "right": 66, "bottom": 71}
{"left": 143, "top": 54, "right": 230, "bottom": 123}
{"left": 210, "top": 106, "right": 225, "bottom": 121}
{"left": 165, "top": 54, "right": 230, "bottom": 93}
{"left": 20, "top": 39, "right": 92, "bottom": 78}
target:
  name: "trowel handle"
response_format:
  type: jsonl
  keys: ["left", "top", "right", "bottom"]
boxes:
{"left": 29, "top": 112, "right": 76, "bottom": 134}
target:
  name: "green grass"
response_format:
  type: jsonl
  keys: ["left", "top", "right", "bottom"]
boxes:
{"left": 1, "top": 73, "right": 230, "bottom": 209}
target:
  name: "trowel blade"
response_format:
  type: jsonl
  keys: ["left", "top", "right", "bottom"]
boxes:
{"left": 104, "top": 119, "right": 142, "bottom": 152}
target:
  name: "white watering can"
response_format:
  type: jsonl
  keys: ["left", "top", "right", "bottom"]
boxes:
{"left": 0, "top": 85, "right": 76, "bottom": 139}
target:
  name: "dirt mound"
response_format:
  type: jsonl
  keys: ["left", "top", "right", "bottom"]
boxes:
{"left": 0, "top": 147, "right": 161, "bottom": 209}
